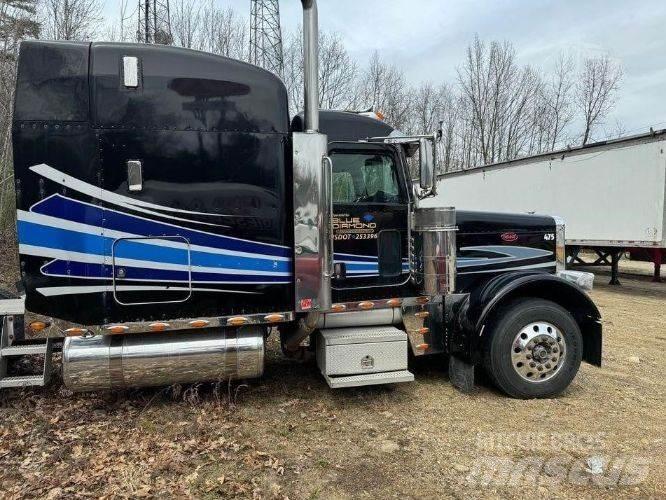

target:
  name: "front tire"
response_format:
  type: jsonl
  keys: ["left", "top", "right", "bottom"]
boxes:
{"left": 483, "top": 298, "right": 583, "bottom": 399}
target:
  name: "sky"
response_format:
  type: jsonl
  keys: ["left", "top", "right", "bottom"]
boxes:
{"left": 104, "top": 0, "right": 666, "bottom": 135}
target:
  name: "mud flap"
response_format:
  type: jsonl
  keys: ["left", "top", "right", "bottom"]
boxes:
{"left": 449, "top": 354, "right": 475, "bottom": 393}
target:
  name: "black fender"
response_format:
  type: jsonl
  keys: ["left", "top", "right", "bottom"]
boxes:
{"left": 448, "top": 271, "right": 602, "bottom": 367}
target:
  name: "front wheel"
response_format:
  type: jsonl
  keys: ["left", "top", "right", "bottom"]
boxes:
{"left": 483, "top": 298, "right": 583, "bottom": 399}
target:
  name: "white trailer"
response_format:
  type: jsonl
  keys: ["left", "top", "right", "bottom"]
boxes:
{"left": 424, "top": 130, "right": 666, "bottom": 283}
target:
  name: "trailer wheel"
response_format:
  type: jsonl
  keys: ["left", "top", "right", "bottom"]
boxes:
{"left": 483, "top": 298, "right": 582, "bottom": 399}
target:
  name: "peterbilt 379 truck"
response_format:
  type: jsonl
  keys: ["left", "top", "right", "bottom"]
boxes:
{"left": 0, "top": 1, "right": 601, "bottom": 398}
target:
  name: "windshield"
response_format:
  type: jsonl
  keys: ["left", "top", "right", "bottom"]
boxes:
{"left": 331, "top": 152, "right": 403, "bottom": 204}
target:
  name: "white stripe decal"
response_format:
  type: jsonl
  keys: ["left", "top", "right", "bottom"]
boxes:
{"left": 18, "top": 209, "right": 291, "bottom": 263}
{"left": 26, "top": 193, "right": 290, "bottom": 253}
{"left": 30, "top": 164, "right": 237, "bottom": 222}
{"left": 39, "top": 268, "right": 287, "bottom": 285}
{"left": 36, "top": 285, "right": 260, "bottom": 297}
{"left": 457, "top": 261, "right": 556, "bottom": 275}
{"left": 334, "top": 252, "right": 379, "bottom": 259}
{"left": 21, "top": 245, "right": 290, "bottom": 276}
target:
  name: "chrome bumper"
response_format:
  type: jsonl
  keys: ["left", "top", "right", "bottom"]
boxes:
{"left": 556, "top": 270, "right": 595, "bottom": 291}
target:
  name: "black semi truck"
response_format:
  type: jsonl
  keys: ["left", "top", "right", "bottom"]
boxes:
{"left": 0, "top": 1, "right": 601, "bottom": 398}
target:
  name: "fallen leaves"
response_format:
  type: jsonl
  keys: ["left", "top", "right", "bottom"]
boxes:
{"left": 0, "top": 383, "right": 291, "bottom": 499}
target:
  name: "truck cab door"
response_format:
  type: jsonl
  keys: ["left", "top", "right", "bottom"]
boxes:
{"left": 328, "top": 142, "right": 410, "bottom": 291}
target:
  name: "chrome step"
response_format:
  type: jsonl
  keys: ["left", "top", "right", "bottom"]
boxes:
{"left": 0, "top": 298, "right": 25, "bottom": 316}
{"left": 0, "top": 374, "right": 47, "bottom": 388}
{"left": 1, "top": 344, "right": 48, "bottom": 356}
{"left": 1, "top": 313, "right": 53, "bottom": 390}
{"left": 324, "top": 370, "right": 415, "bottom": 389}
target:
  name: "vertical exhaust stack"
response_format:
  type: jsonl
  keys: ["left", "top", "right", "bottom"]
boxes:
{"left": 291, "top": 0, "right": 332, "bottom": 321}
{"left": 301, "top": 0, "right": 319, "bottom": 132}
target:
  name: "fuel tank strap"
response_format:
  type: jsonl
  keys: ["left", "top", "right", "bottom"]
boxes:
{"left": 108, "top": 335, "right": 125, "bottom": 389}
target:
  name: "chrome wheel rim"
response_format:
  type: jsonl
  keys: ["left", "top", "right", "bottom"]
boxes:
{"left": 511, "top": 321, "right": 566, "bottom": 382}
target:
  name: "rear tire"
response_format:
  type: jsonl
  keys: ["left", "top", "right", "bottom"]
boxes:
{"left": 483, "top": 298, "right": 582, "bottom": 399}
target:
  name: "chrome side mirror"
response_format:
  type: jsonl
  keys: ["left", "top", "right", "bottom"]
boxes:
{"left": 418, "top": 137, "right": 436, "bottom": 197}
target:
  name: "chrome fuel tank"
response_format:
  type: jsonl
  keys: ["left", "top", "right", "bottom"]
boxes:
{"left": 62, "top": 326, "right": 264, "bottom": 392}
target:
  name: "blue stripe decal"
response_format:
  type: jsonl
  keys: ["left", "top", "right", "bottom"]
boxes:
{"left": 18, "top": 221, "right": 290, "bottom": 273}
{"left": 343, "top": 262, "right": 380, "bottom": 270}
{"left": 41, "top": 260, "right": 289, "bottom": 283}
{"left": 31, "top": 195, "right": 290, "bottom": 258}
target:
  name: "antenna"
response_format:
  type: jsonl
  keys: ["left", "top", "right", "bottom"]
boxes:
{"left": 249, "top": 0, "right": 284, "bottom": 76}
{"left": 137, "top": 0, "right": 173, "bottom": 45}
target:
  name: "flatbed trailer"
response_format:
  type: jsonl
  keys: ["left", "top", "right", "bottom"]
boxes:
{"left": 425, "top": 130, "right": 666, "bottom": 284}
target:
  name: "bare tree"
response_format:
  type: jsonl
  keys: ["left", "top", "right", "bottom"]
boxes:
{"left": 1, "top": 0, "right": 40, "bottom": 231}
{"left": 545, "top": 53, "right": 575, "bottom": 150}
{"left": 358, "top": 51, "right": 411, "bottom": 131}
{"left": 108, "top": 0, "right": 134, "bottom": 42}
{"left": 439, "top": 90, "right": 463, "bottom": 172}
{"left": 1, "top": 0, "right": 39, "bottom": 53}
{"left": 409, "top": 82, "right": 442, "bottom": 134}
{"left": 283, "top": 27, "right": 359, "bottom": 116}
{"left": 40, "top": 0, "right": 102, "bottom": 41}
{"left": 457, "top": 36, "right": 542, "bottom": 165}
{"left": 282, "top": 29, "right": 303, "bottom": 116}
{"left": 198, "top": 1, "right": 247, "bottom": 60}
{"left": 576, "top": 55, "right": 623, "bottom": 145}
{"left": 170, "top": 0, "right": 202, "bottom": 49}
{"left": 318, "top": 32, "right": 357, "bottom": 110}
{"left": 605, "top": 117, "right": 627, "bottom": 140}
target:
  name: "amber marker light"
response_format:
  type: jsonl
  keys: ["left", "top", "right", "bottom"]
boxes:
{"left": 189, "top": 319, "right": 210, "bottom": 328}
{"left": 64, "top": 327, "right": 87, "bottom": 336}
{"left": 106, "top": 325, "right": 129, "bottom": 334}
{"left": 331, "top": 304, "right": 346, "bottom": 312}
{"left": 416, "top": 296, "right": 430, "bottom": 305}
{"left": 29, "top": 321, "right": 48, "bottom": 332}
{"left": 358, "top": 301, "right": 375, "bottom": 310}
{"left": 227, "top": 316, "right": 248, "bottom": 326}
{"left": 417, "top": 327, "right": 430, "bottom": 335}
{"left": 416, "top": 343, "right": 429, "bottom": 350}
{"left": 149, "top": 322, "right": 170, "bottom": 332}
{"left": 414, "top": 311, "right": 430, "bottom": 318}
{"left": 264, "top": 314, "right": 285, "bottom": 323}
{"left": 387, "top": 298, "right": 402, "bottom": 307}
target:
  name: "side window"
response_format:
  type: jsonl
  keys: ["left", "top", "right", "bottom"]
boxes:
{"left": 330, "top": 151, "right": 403, "bottom": 204}
{"left": 333, "top": 171, "right": 356, "bottom": 203}
{"left": 362, "top": 157, "right": 400, "bottom": 199}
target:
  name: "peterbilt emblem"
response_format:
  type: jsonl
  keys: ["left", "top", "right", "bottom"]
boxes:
{"left": 361, "top": 355, "right": 374, "bottom": 370}
{"left": 501, "top": 232, "right": 518, "bottom": 242}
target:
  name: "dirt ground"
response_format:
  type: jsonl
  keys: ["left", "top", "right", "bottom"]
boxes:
{"left": 0, "top": 261, "right": 664, "bottom": 498}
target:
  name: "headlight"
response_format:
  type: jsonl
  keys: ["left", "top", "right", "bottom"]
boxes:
{"left": 552, "top": 216, "right": 566, "bottom": 271}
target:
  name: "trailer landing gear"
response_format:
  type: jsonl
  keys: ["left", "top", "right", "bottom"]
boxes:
{"left": 610, "top": 251, "right": 622, "bottom": 285}
{"left": 568, "top": 247, "right": 624, "bottom": 285}
{"left": 651, "top": 248, "right": 663, "bottom": 283}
